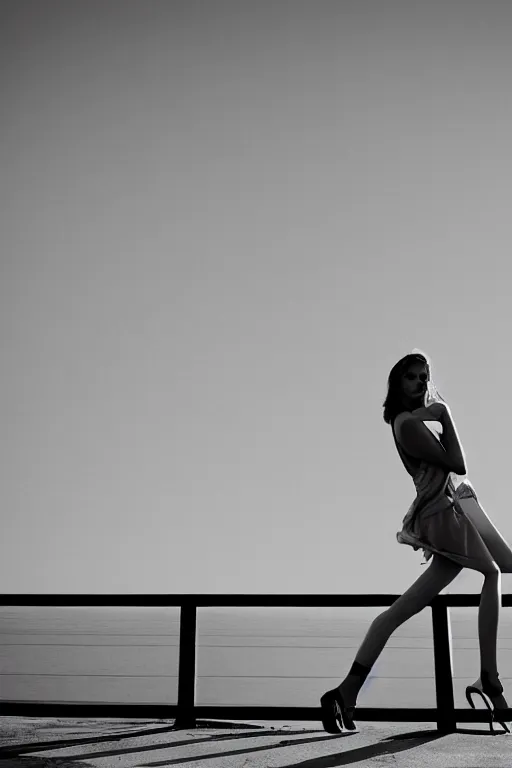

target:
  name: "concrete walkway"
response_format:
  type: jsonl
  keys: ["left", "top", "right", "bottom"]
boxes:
{"left": 0, "top": 716, "right": 511, "bottom": 767}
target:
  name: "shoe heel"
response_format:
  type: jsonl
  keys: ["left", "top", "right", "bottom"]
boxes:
{"left": 465, "top": 685, "right": 494, "bottom": 731}
{"left": 465, "top": 687, "right": 476, "bottom": 709}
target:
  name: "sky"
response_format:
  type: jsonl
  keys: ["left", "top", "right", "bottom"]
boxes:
{"left": 2, "top": 0, "right": 512, "bottom": 595}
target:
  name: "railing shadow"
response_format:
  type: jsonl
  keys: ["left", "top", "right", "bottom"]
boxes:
{"left": 3, "top": 729, "right": 445, "bottom": 768}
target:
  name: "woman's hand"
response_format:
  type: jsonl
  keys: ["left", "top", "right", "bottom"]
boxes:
{"left": 411, "top": 402, "right": 449, "bottom": 422}
{"left": 425, "top": 402, "right": 449, "bottom": 422}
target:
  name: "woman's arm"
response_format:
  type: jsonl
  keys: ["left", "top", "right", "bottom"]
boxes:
{"left": 410, "top": 402, "right": 446, "bottom": 421}
{"left": 438, "top": 406, "right": 467, "bottom": 475}
{"left": 396, "top": 403, "right": 466, "bottom": 475}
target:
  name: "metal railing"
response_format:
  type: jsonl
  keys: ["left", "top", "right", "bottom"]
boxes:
{"left": 1, "top": 592, "right": 511, "bottom": 733}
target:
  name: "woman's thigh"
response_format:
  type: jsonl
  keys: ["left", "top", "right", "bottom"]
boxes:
{"left": 384, "top": 554, "right": 463, "bottom": 626}
{"left": 461, "top": 497, "right": 512, "bottom": 573}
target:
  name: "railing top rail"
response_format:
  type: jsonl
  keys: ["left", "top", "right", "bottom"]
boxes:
{"left": 0, "top": 594, "right": 511, "bottom": 607}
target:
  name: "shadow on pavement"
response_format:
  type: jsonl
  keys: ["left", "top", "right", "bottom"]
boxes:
{"left": 58, "top": 728, "right": 444, "bottom": 767}
{"left": 12, "top": 725, "right": 504, "bottom": 767}
{"left": 271, "top": 729, "right": 446, "bottom": 768}
{"left": 0, "top": 724, "right": 178, "bottom": 758}
{"left": 454, "top": 726, "right": 510, "bottom": 736}
{"left": 0, "top": 759, "right": 94, "bottom": 767}
{"left": 0, "top": 727, "right": 319, "bottom": 761}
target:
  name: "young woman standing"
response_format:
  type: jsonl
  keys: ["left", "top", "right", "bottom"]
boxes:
{"left": 320, "top": 351, "right": 512, "bottom": 734}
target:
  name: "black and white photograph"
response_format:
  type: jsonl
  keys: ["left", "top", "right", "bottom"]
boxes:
{"left": 2, "top": 1, "right": 512, "bottom": 765}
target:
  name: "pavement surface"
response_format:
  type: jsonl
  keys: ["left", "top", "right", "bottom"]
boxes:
{"left": 1, "top": 716, "right": 512, "bottom": 767}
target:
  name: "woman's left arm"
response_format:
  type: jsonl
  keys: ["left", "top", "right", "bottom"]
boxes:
{"left": 438, "top": 406, "right": 467, "bottom": 475}
{"left": 410, "top": 403, "right": 445, "bottom": 422}
{"left": 411, "top": 402, "right": 467, "bottom": 474}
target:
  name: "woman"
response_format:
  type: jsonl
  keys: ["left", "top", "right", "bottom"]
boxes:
{"left": 320, "top": 351, "right": 512, "bottom": 735}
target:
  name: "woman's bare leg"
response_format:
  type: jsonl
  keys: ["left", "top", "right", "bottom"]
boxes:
{"left": 337, "top": 554, "right": 462, "bottom": 707}
{"left": 469, "top": 569, "right": 509, "bottom": 709}
{"left": 479, "top": 570, "right": 501, "bottom": 680}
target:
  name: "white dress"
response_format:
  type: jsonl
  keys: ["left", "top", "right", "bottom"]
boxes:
{"left": 393, "top": 418, "right": 512, "bottom": 572}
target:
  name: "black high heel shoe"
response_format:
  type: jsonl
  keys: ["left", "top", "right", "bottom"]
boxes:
{"left": 465, "top": 671, "right": 511, "bottom": 734}
{"left": 320, "top": 687, "right": 357, "bottom": 734}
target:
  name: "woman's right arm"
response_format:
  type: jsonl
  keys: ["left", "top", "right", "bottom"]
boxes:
{"left": 396, "top": 407, "right": 466, "bottom": 475}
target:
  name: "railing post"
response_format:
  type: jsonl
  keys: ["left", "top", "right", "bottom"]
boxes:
{"left": 431, "top": 598, "right": 456, "bottom": 733}
{"left": 175, "top": 603, "right": 197, "bottom": 728}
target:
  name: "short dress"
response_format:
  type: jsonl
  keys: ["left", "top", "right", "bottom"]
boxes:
{"left": 393, "top": 415, "right": 511, "bottom": 573}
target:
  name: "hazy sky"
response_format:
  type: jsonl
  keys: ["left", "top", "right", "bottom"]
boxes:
{"left": 2, "top": 0, "right": 512, "bottom": 595}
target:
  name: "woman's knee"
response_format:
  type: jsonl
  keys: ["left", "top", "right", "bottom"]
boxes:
{"left": 381, "top": 593, "right": 424, "bottom": 628}
{"left": 482, "top": 563, "right": 501, "bottom": 578}
{"left": 480, "top": 556, "right": 501, "bottom": 577}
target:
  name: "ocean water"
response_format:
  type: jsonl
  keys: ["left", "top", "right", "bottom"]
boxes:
{"left": 2, "top": 605, "right": 512, "bottom": 710}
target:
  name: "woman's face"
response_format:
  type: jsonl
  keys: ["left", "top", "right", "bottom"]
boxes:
{"left": 400, "top": 361, "right": 429, "bottom": 407}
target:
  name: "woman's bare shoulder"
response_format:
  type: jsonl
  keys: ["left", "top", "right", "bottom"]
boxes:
{"left": 393, "top": 411, "right": 414, "bottom": 429}
{"left": 392, "top": 412, "right": 415, "bottom": 445}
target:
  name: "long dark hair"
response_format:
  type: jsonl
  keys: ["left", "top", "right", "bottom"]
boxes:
{"left": 382, "top": 350, "right": 445, "bottom": 424}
